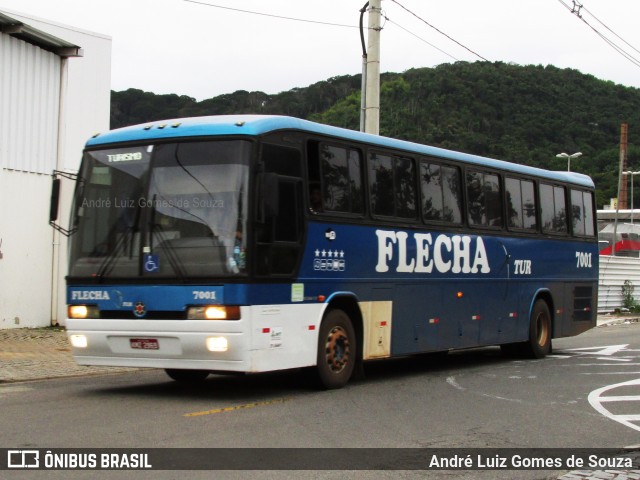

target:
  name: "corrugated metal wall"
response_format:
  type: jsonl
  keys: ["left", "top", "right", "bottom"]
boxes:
{"left": 0, "top": 32, "right": 60, "bottom": 174}
{"left": 598, "top": 255, "right": 640, "bottom": 312}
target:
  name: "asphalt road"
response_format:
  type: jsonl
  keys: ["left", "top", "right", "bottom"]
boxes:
{"left": 1, "top": 322, "right": 638, "bottom": 479}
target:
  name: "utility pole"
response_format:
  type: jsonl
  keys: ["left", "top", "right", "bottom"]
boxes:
{"left": 364, "top": 0, "right": 381, "bottom": 135}
{"left": 619, "top": 123, "right": 629, "bottom": 209}
{"left": 359, "top": 2, "right": 368, "bottom": 133}
{"left": 613, "top": 122, "right": 629, "bottom": 256}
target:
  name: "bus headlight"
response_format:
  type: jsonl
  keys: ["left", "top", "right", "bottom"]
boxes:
{"left": 68, "top": 305, "right": 100, "bottom": 319}
{"left": 206, "top": 336, "right": 228, "bottom": 352}
{"left": 187, "top": 305, "right": 241, "bottom": 320}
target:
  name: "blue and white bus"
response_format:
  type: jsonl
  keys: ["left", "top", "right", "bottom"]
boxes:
{"left": 57, "top": 115, "right": 598, "bottom": 389}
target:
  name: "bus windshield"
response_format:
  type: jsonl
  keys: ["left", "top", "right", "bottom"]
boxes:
{"left": 68, "top": 140, "right": 251, "bottom": 279}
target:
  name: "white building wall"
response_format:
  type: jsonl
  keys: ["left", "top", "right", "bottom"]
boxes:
{"left": 0, "top": 10, "right": 111, "bottom": 328}
{"left": 0, "top": 171, "right": 55, "bottom": 327}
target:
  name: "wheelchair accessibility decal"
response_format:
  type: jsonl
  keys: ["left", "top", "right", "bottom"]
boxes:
{"left": 144, "top": 254, "right": 160, "bottom": 273}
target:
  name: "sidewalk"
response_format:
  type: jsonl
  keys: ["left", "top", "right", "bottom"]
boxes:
{"left": 0, "top": 326, "right": 139, "bottom": 383}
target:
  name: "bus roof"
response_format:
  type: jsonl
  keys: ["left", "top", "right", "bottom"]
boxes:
{"left": 86, "top": 115, "right": 594, "bottom": 188}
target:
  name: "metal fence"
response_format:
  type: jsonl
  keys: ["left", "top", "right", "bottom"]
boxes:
{"left": 598, "top": 255, "right": 640, "bottom": 312}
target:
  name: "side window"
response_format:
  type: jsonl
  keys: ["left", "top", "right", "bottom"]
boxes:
{"left": 369, "top": 152, "right": 417, "bottom": 219}
{"left": 369, "top": 153, "right": 394, "bottom": 216}
{"left": 261, "top": 143, "right": 301, "bottom": 177}
{"left": 395, "top": 157, "right": 417, "bottom": 218}
{"left": 420, "top": 161, "right": 462, "bottom": 224}
{"left": 317, "top": 144, "right": 364, "bottom": 214}
{"left": 505, "top": 177, "right": 537, "bottom": 230}
{"left": 261, "top": 144, "right": 303, "bottom": 243}
{"left": 540, "top": 183, "right": 568, "bottom": 234}
{"left": 571, "top": 189, "right": 595, "bottom": 237}
{"left": 583, "top": 191, "right": 595, "bottom": 236}
{"left": 256, "top": 143, "right": 303, "bottom": 277}
{"left": 466, "top": 171, "right": 502, "bottom": 227}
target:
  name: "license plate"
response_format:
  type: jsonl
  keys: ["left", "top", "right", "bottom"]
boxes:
{"left": 130, "top": 338, "right": 159, "bottom": 350}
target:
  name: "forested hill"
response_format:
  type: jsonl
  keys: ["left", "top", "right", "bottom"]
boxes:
{"left": 110, "top": 61, "right": 640, "bottom": 207}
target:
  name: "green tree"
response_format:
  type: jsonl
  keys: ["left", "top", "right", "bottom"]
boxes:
{"left": 111, "top": 62, "right": 640, "bottom": 204}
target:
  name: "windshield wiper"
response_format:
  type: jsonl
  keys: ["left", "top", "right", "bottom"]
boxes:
{"left": 95, "top": 198, "right": 142, "bottom": 281}
{"left": 147, "top": 194, "right": 187, "bottom": 281}
{"left": 94, "top": 225, "right": 137, "bottom": 281}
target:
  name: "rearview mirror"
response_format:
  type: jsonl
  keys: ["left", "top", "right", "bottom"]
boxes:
{"left": 49, "top": 171, "right": 79, "bottom": 236}
{"left": 49, "top": 177, "right": 61, "bottom": 223}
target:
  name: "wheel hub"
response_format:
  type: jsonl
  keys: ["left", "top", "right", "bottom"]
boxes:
{"left": 325, "top": 326, "right": 351, "bottom": 373}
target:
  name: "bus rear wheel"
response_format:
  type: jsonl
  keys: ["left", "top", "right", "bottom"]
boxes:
{"left": 526, "top": 299, "right": 552, "bottom": 358}
{"left": 165, "top": 369, "right": 210, "bottom": 384}
{"left": 316, "top": 309, "right": 356, "bottom": 390}
{"left": 502, "top": 299, "right": 552, "bottom": 358}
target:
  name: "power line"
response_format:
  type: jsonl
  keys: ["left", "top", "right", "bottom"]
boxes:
{"left": 556, "top": 0, "right": 640, "bottom": 69}
{"left": 183, "top": 0, "right": 360, "bottom": 29}
{"left": 185, "top": 0, "right": 461, "bottom": 62}
{"left": 581, "top": 4, "right": 640, "bottom": 57}
{"left": 385, "top": 18, "right": 459, "bottom": 61}
{"left": 388, "top": 0, "right": 489, "bottom": 62}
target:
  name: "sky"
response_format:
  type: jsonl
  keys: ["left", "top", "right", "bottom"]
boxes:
{"left": 1, "top": 0, "right": 640, "bottom": 101}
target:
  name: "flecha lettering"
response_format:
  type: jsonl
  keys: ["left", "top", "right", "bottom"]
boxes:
{"left": 71, "top": 290, "right": 111, "bottom": 301}
{"left": 375, "top": 229, "right": 491, "bottom": 274}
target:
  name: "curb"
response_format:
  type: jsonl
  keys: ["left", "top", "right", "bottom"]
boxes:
{"left": 596, "top": 316, "right": 640, "bottom": 327}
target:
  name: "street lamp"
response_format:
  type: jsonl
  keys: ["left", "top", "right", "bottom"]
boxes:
{"left": 556, "top": 152, "right": 583, "bottom": 171}
{"left": 622, "top": 171, "right": 640, "bottom": 224}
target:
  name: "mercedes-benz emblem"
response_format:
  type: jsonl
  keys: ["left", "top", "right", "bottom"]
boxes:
{"left": 133, "top": 301, "right": 146, "bottom": 318}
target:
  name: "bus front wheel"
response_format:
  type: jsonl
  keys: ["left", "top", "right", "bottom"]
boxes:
{"left": 316, "top": 309, "right": 356, "bottom": 389}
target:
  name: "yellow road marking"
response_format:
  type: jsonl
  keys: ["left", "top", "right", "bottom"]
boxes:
{"left": 184, "top": 397, "right": 291, "bottom": 417}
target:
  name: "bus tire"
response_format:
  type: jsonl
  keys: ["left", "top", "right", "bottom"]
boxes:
{"left": 316, "top": 309, "right": 356, "bottom": 390}
{"left": 165, "top": 369, "right": 210, "bottom": 384}
{"left": 524, "top": 299, "right": 552, "bottom": 358}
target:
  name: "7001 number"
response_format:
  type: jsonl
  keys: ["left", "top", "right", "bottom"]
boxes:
{"left": 192, "top": 290, "right": 217, "bottom": 300}
{"left": 576, "top": 252, "right": 593, "bottom": 268}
